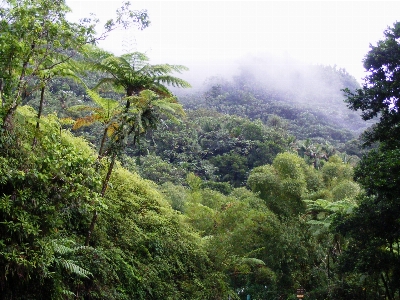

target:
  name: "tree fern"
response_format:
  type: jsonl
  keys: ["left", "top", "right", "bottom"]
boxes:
{"left": 85, "top": 49, "right": 191, "bottom": 98}
{"left": 82, "top": 48, "right": 190, "bottom": 246}
{"left": 240, "top": 257, "right": 266, "bottom": 266}
{"left": 51, "top": 239, "right": 92, "bottom": 278}
{"left": 57, "top": 258, "right": 91, "bottom": 278}
{"left": 304, "top": 198, "right": 357, "bottom": 232}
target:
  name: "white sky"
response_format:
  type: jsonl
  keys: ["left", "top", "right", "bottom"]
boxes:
{"left": 66, "top": 0, "right": 400, "bottom": 86}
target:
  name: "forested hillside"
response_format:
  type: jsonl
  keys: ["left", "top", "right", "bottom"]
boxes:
{"left": 1, "top": 1, "right": 400, "bottom": 299}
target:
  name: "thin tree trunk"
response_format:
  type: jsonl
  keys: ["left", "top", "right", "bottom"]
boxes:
{"left": 85, "top": 154, "right": 116, "bottom": 246}
{"left": 100, "top": 154, "right": 116, "bottom": 197}
{"left": 381, "top": 272, "right": 393, "bottom": 300}
{"left": 0, "top": 78, "right": 3, "bottom": 108}
{"left": 85, "top": 88, "right": 138, "bottom": 246}
{"left": 2, "top": 43, "right": 35, "bottom": 130}
{"left": 97, "top": 127, "right": 108, "bottom": 159}
{"left": 32, "top": 85, "right": 45, "bottom": 147}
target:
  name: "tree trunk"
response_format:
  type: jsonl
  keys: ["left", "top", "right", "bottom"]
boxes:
{"left": 0, "top": 78, "right": 3, "bottom": 108}
{"left": 381, "top": 272, "right": 393, "bottom": 300}
{"left": 97, "top": 127, "right": 109, "bottom": 159}
{"left": 32, "top": 85, "right": 45, "bottom": 147}
{"left": 2, "top": 43, "right": 35, "bottom": 131}
{"left": 100, "top": 154, "right": 116, "bottom": 197}
{"left": 85, "top": 154, "right": 116, "bottom": 246}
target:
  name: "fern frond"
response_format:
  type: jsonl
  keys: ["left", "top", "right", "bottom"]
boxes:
{"left": 82, "top": 44, "right": 114, "bottom": 61}
{"left": 86, "top": 89, "right": 120, "bottom": 112}
{"left": 240, "top": 257, "right": 266, "bottom": 266}
{"left": 92, "top": 77, "right": 118, "bottom": 90}
{"left": 106, "top": 123, "right": 119, "bottom": 136}
{"left": 58, "top": 259, "right": 92, "bottom": 278}
{"left": 73, "top": 115, "right": 99, "bottom": 130}
{"left": 61, "top": 290, "right": 76, "bottom": 297}
{"left": 52, "top": 243, "right": 74, "bottom": 256}
{"left": 68, "top": 105, "right": 97, "bottom": 113}
{"left": 155, "top": 75, "right": 191, "bottom": 88}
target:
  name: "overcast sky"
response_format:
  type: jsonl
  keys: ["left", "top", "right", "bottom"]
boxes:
{"left": 66, "top": 1, "right": 400, "bottom": 86}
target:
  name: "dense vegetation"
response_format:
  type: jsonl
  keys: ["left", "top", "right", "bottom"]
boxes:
{"left": 1, "top": 0, "right": 399, "bottom": 299}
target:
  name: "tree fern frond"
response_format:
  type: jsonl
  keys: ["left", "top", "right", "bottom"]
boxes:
{"left": 73, "top": 115, "right": 98, "bottom": 130}
{"left": 82, "top": 44, "right": 114, "bottom": 62}
{"left": 68, "top": 105, "right": 97, "bottom": 112}
{"left": 151, "top": 64, "right": 189, "bottom": 74}
{"left": 153, "top": 99, "right": 185, "bottom": 115}
{"left": 52, "top": 243, "right": 74, "bottom": 256}
{"left": 86, "top": 89, "right": 120, "bottom": 112}
{"left": 61, "top": 289, "right": 76, "bottom": 297}
{"left": 155, "top": 75, "right": 191, "bottom": 88}
{"left": 92, "top": 77, "right": 119, "bottom": 90}
{"left": 51, "top": 239, "right": 92, "bottom": 255}
{"left": 58, "top": 259, "right": 92, "bottom": 278}
{"left": 240, "top": 257, "right": 266, "bottom": 266}
{"left": 106, "top": 123, "right": 119, "bottom": 136}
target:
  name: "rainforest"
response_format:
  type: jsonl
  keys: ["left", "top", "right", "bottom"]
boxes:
{"left": 1, "top": 1, "right": 400, "bottom": 299}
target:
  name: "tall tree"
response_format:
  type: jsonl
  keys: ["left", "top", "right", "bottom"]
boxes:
{"left": 0, "top": 0, "right": 149, "bottom": 130}
{"left": 84, "top": 88, "right": 186, "bottom": 245}
{"left": 336, "top": 21, "right": 400, "bottom": 299}
{"left": 70, "top": 88, "right": 123, "bottom": 158}
{"left": 80, "top": 49, "right": 191, "bottom": 168}
{"left": 87, "top": 50, "right": 191, "bottom": 99}
{"left": 343, "top": 22, "right": 400, "bottom": 148}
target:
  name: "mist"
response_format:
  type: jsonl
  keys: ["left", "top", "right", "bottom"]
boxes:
{"left": 66, "top": 0, "right": 399, "bottom": 85}
{"left": 172, "top": 50, "right": 372, "bottom": 138}
{"left": 65, "top": 0, "right": 391, "bottom": 136}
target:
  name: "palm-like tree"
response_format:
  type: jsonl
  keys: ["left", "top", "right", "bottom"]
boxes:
{"left": 84, "top": 89, "right": 185, "bottom": 245}
{"left": 70, "top": 89, "right": 122, "bottom": 159}
{"left": 82, "top": 48, "right": 191, "bottom": 160}
{"left": 83, "top": 49, "right": 190, "bottom": 245}
{"left": 100, "top": 89, "right": 184, "bottom": 197}
{"left": 90, "top": 49, "right": 190, "bottom": 100}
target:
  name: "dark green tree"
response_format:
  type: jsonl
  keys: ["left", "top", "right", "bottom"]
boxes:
{"left": 343, "top": 22, "right": 400, "bottom": 148}
{"left": 336, "top": 21, "right": 400, "bottom": 299}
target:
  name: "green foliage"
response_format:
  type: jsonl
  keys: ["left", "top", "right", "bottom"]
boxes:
{"left": 333, "top": 22, "right": 400, "bottom": 299}
{"left": 136, "top": 155, "right": 187, "bottom": 185}
{"left": 92, "top": 166, "right": 230, "bottom": 299}
{"left": 180, "top": 63, "right": 364, "bottom": 145}
{"left": 0, "top": 0, "right": 150, "bottom": 130}
{"left": 343, "top": 22, "right": 400, "bottom": 147}
{"left": 334, "top": 146, "right": 400, "bottom": 299}
{"left": 331, "top": 180, "right": 360, "bottom": 201}
{"left": 0, "top": 105, "right": 234, "bottom": 299}
{"left": 0, "top": 1, "right": 383, "bottom": 298}
{"left": 85, "top": 49, "right": 191, "bottom": 98}
{"left": 75, "top": 48, "right": 189, "bottom": 246}
{"left": 159, "top": 182, "right": 189, "bottom": 212}
{"left": 210, "top": 151, "right": 248, "bottom": 187}
{"left": 321, "top": 155, "right": 353, "bottom": 187}
{"left": 0, "top": 108, "right": 102, "bottom": 299}
{"left": 0, "top": 0, "right": 92, "bottom": 127}
{"left": 247, "top": 152, "right": 317, "bottom": 216}
{"left": 132, "top": 110, "right": 292, "bottom": 187}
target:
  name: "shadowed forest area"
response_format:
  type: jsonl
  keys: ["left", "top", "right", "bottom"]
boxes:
{"left": 1, "top": 1, "right": 400, "bottom": 299}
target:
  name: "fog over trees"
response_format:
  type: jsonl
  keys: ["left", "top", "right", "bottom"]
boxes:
{"left": 1, "top": 0, "right": 399, "bottom": 299}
